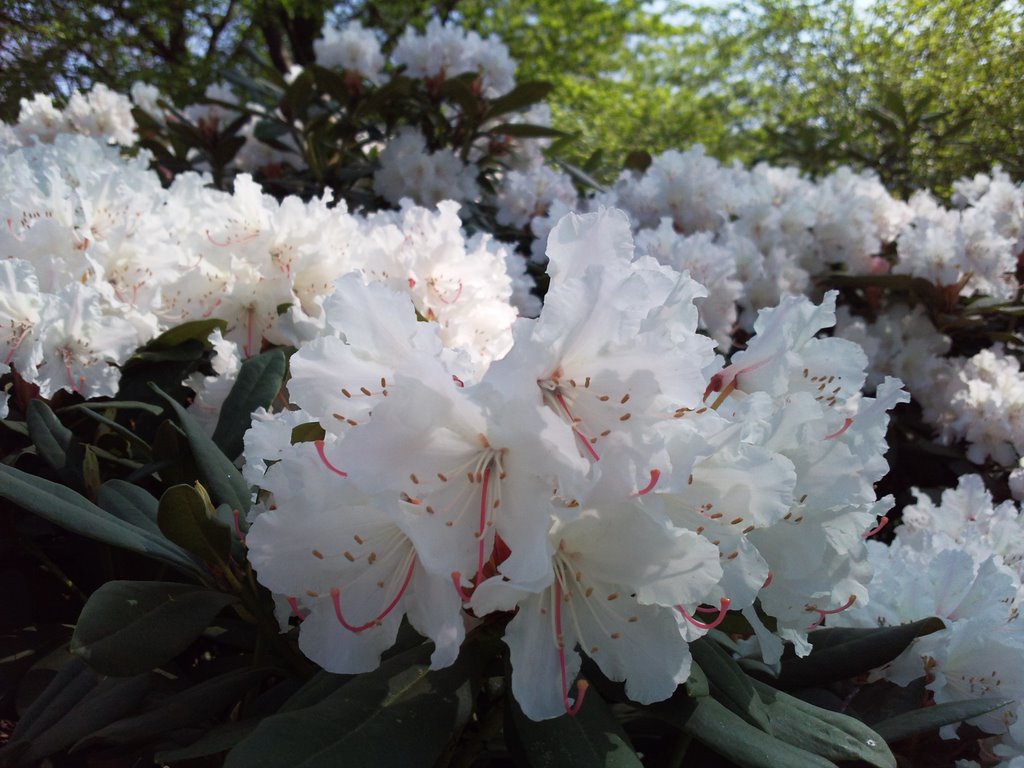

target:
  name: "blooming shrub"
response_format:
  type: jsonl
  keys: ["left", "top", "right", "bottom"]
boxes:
{"left": 0, "top": 16, "right": 1022, "bottom": 768}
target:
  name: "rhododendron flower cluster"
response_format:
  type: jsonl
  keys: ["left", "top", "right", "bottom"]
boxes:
{"left": 0, "top": 135, "right": 522, "bottom": 403}
{"left": 836, "top": 476, "right": 1024, "bottom": 764}
{"left": 243, "top": 208, "right": 906, "bottom": 719}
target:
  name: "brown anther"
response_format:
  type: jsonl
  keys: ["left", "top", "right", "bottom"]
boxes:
{"left": 312, "top": 549, "right": 324, "bottom": 559}
{"left": 360, "top": 387, "right": 372, "bottom": 396}
{"left": 619, "top": 413, "right": 632, "bottom": 421}
{"left": 620, "top": 393, "right": 630, "bottom": 404}
{"left": 342, "top": 388, "right": 352, "bottom": 398}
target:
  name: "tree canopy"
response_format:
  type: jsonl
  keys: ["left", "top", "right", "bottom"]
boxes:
{"left": 3, "top": 0, "right": 1021, "bottom": 193}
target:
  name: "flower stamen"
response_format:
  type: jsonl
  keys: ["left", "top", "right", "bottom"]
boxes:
{"left": 806, "top": 594, "right": 857, "bottom": 629}
{"left": 677, "top": 597, "right": 731, "bottom": 630}
{"left": 330, "top": 557, "right": 417, "bottom": 633}
{"left": 315, "top": 440, "right": 348, "bottom": 477}
{"left": 554, "top": 580, "right": 588, "bottom": 716}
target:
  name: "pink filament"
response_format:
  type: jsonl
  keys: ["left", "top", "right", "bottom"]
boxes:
{"left": 450, "top": 572, "right": 474, "bottom": 602}
{"left": 633, "top": 469, "right": 661, "bottom": 497}
{"left": 205, "top": 229, "right": 258, "bottom": 247}
{"left": 331, "top": 558, "right": 417, "bottom": 633}
{"left": 554, "top": 581, "right": 588, "bottom": 716}
{"left": 201, "top": 298, "right": 223, "bottom": 319}
{"left": 314, "top": 440, "right": 348, "bottom": 477}
{"left": 806, "top": 594, "right": 857, "bottom": 629}
{"left": 863, "top": 516, "right": 889, "bottom": 539}
{"left": 824, "top": 417, "right": 854, "bottom": 440}
{"left": 436, "top": 281, "right": 463, "bottom": 305}
{"left": 678, "top": 597, "right": 732, "bottom": 630}
{"left": 286, "top": 596, "right": 306, "bottom": 621}
{"left": 554, "top": 391, "right": 600, "bottom": 462}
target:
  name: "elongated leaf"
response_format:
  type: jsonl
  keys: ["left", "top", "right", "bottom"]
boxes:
{"left": 64, "top": 405, "right": 153, "bottom": 455}
{"left": 0, "top": 463, "right": 201, "bottom": 577}
{"left": 655, "top": 696, "right": 838, "bottom": 768}
{"left": 487, "top": 123, "right": 568, "bottom": 138}
{"left": 277, "top": 670, "right": 354, "bottom": 713}
{"left": 510, "top": 689, "right": 643, "bottom": 768}
{"left": 750, "top": 679, "right": 896, "bottom": 768}
{"left": 152, "top": 385, "right": 251, "bottom": 513}
{"left": 8, "top": 657, "right": 97, "bottom": 745}
{"left": 26, "top": 399, "right": 85, "bottom": 487}
{"left": 75, "top": 667, "right": 274, "bottom": 749}
{"left": 71, "top": 581, "right": 236, "bottom": 675}
{"left": 158, "top": 484, "right": 232, "bottom": 564}
{"left": 775, "top": 618, "right": 945, "bottom": 688}
{"left": 97, "top": 480, "right": 163, "bottom": 535}
{"left": 156, "top": 719, "right": 260, "bottom": 764}
{"left": 871, "top": 697, "right": 1014, "bottom": 743}
{"left": 690, "top": 636, "right": 772, "bottom": 731}
{"left": 484, "top": 81, "right": 553, "bottom": 119}
{"left": 144, "top": 319, "right": 228, "bottom": 351}
{"left": 212, "top": 349, "right": 287, "bottom": 460}
{"left": 19, "top": 675, "right": 149, "bottom": 762}
{"left": 224, "top": 643, "right": 476, "bottom": 768}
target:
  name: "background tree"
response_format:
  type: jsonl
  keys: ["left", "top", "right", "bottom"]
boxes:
{"left": 3, "top": 0, "right": 1022, "bottom": 194}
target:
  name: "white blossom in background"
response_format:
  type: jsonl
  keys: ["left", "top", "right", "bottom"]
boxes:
{"left": 314, "top": 21, "right": 385, "bottom": 84}
{"left": 835, "top": 476, "right": 1024, "bottom": 753}
{"left": 373, "top": 128, "right": 480, "bottom": 206}
{"left": 392, "top": 18, "right": 515, "bottom": 97}
{"left": 495, "top": 164, "right": 578, "bottom": 231}
{"left": 184, "top": 329, "right": 243, "bottom": 435}
{"left": 947, "top": 346, "right": 1024, "bottom": 466}
{"left": 634, "top": 223, "right": 741, "bottom": 346}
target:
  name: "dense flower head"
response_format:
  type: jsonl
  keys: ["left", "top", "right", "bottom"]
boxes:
{"left": 836, "top": 475, "right": 1024, "bottom": 757}
{"left": 243, "top": 206, "right": 906, "bottom": 719}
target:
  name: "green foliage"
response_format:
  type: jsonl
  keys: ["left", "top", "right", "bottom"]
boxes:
{"left": 70, "top": 581, "right": 237, "bottom": 675}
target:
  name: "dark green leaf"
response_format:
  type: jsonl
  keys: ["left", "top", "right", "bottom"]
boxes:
{"left": 152, "top": 385, "right": 252, "bottom": 513}
{"left": 775, "top": 618, "right": 945, "bottom": 688}
{"left": 438, "top": 74, "right": 481, "bottom": 117}
{"left": 71, "top": 581, "right": 236, "bottom": 675}
{"left": 0, "top": 463, "right": 201, "bottom": 576}
{"left": 871, "top": 697, "right": 1014, "bottom": 743}
{"left": 224, "top": 643, "right": 476, "bottom": 768}
{"left": 18, "top": 674, "right": 149, "bottom": 762}
{"left": 689, "top": 636, "right": 772, "bottom": 731}
{"left": 486, "top": 123, "right": 568, "bottom": 138}
{"left": 75, "top": 667, "right": 275, "bottom": 749}
{"left": 97, "top": 480, "right": 162, "bottom": 535}
{"left": 155, "top": 719, "right": 260, "bottom": 764}
{"left": 212, "top": 349, "right": 287, "bottom": 460}
{"left": 62, "top": 404, "right": 154, "bottom": 455}
{"left": 484, "top": 81, "right": 554, "bottom": 120}
{"left": 8, "top": 657, "right": 97, "bottom": 745}
{"left": 654, "top": 696, "right": 838, "bottom": 768}
{"left": 685, "top": 661, "right": 709, "bottom": 698}
{"left": 26, "top": 399, "right": 85, "bottom": 487}
{"left": 139, "top": 319, "right": 227, "bottom": 352}
{"left": 510, "top": 688, "right": 643, "bottom": 768}
{"left": 158, "top": 484, "right": 233, "bottom": 564}
{"left": 624, "top": 150, "right": 652, "bottom": 171}
{"left": 750, "top": 678, "right": 896, "bottom": 768}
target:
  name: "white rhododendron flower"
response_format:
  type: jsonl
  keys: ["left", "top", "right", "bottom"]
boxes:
{"left": 243, "top": 205, "right": 907, "bottom": 719}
